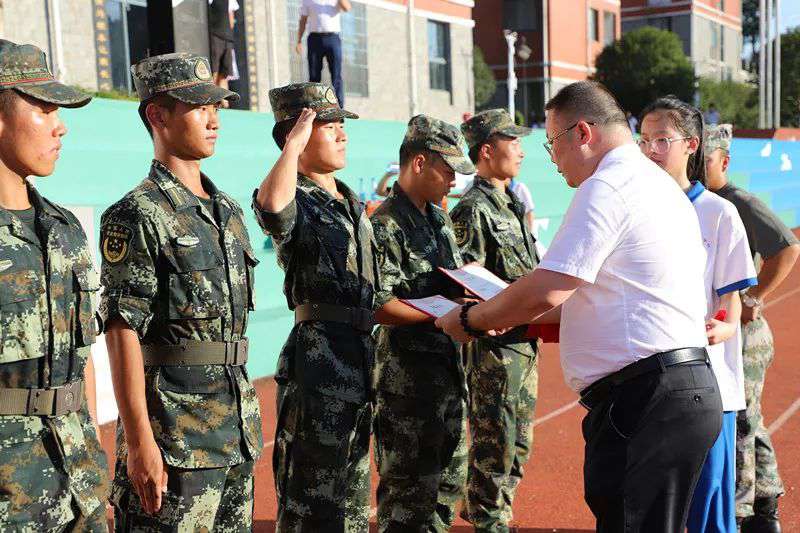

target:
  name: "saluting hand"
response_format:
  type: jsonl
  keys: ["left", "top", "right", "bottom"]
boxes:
{"left": 284, "top": 107, "right": 316, "bottom": 154}
{"left": 127, "top": 437, "right": 169, "bottom": 515}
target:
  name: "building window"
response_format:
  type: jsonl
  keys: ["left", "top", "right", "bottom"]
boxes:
{"left": 105, "top": 0, "right": 150, "bottom": 93}
{"left": 503, "top": 0, "right": 539, "bottom": 32}
{"left": 428, "top": 20, "right": 451, "bottom": 92}
{"left": 286, "top": 0, "right": 369, "bottom": 97}
{"left": 589, "top": 9, "right": 599, "bottom": 42}
{"left": 720, "top": 24, "right": 725, "bottom": 61}
{"left": 603, "top": 12, "right": 616, "bottom": 46}
{"left": 648, "top": 16, "right": 673, "bottom": 32}
{"left": 710, "top": 20, "right": 721, "bottom": 61}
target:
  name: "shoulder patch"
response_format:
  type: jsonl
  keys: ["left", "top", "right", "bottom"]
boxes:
{"left": 454, "top": 220, "right": 468, "bottom": 246}
{"left": 101, "top": 223, "right": 133, "bottom": 264}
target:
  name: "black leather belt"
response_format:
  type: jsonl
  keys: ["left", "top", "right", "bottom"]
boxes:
{"left": 0, "top": 380, "right": 84, "bottom": 416}
{"left": 295, "top": 303, "right": 374, "bottom": 333}
{"left": 579, "top": 347, "right": 709, "bottom": 411}
{"left": 140, "top": 339, "right": 249, "bottom": 366}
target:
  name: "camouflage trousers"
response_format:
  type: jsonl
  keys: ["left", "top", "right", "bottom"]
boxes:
{"left": 374, "top": 351, "right": 468, "bottom": 532}
{"left": 0, "top": 414, "right": 109, "bottom": 532}
{"left": 110, "top": 457, "right": 254, "bottom": 532}
{"left": 273, "top": 380, "right": 372, "bottom": 532}
{"left": 464, "top": 340, "right": 538, "bottom": 532}
{"left": 735, "top": 316, "right": 785, "bottom": 518}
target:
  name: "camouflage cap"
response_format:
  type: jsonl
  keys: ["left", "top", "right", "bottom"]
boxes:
{"left": 0, "top": 39, "right": 90, "bottom": 108}
{"left": 402, "top": 114, "right": 475, "bottom": 174}
{"left": 705, "top": 123, "right": 733, "bottom": 153}
{"left": 131, "top": 53, "right": 238, "bottom": 104}
{"left": 461, "top": 108, "right": 531, "bottom": 149}
{"left": 269, "top": 82, "right": 358, "bottom": 123}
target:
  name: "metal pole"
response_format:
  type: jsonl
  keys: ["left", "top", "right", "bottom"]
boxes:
{"left": 504, "top": 30, "right": 517, "bottom": 121}
{"left": 774, "top": 0, "right": 781, "bottom": 128}
{"left": 759, "top": 0, "right": 766, "bottom": 129}
{"left": 542, "top": 0, "right": 550, "bottom": 106}
{"left": 407, "top": 0, "right": 418, "bottom": 117}
{"left": 766, "top": 0, "right": 773, "bottom": 128}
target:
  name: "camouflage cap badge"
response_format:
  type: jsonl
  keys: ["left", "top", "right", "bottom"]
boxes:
{"left": 402, "top": 114, "right": 475, "bottom": 175}
{"left": 704, "top": 123, "right": 733, "bottom": 153}
{"left": 269, "top": 82, "right": 359, "bottom": 123}
{"left": 461, "top": 108, "right": 532, "bottom": 149}
{"left": 0, "top": 39, "right": 91, "bottom": 108}
{"left": 131, "top": 53, "right": 239, "bottom": 104}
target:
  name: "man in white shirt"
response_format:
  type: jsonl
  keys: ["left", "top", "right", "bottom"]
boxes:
{"left": 437, "top": 81, "right": 723, "bottom": 532}
{"left": 296, "top": 0, "right": 351, "bottom": 106}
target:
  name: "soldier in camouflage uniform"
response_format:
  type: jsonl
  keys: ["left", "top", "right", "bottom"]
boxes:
{"left": 370, "top": 115, "right": 474, "bottom": 532}
{"left": 704, "top": 124, "right": 800, "bottom": 532}
{"left": 0, "top": 40, "right": 109, "bottom": 532}
{"left": 451, "top": 109, "right": 540, "bottom": 532}
{"left": 252, "top": 82, "right": 378, "bottom": 532}
{"left": 100, "top": 53, "right": 262, "bottom": 531}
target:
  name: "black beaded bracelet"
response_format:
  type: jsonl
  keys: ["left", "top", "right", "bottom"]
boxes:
{"left": 460, "top": 301, "right": 486, "bottom": 338}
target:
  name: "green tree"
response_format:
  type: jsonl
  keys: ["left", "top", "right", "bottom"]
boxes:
{"left": 742, "top": 0, "right": 759, "bottom": 73}
{"left": 473, "top": 46, "right": 496, "bottom": 109}
{"left": 780, "top": 27, "right": 800, "bottom": 127}
{"left": 697, "top": 78, "right": 758, "bottom": 128}
{"left": 593, "top": 27, "right": 695, "bottom": 118}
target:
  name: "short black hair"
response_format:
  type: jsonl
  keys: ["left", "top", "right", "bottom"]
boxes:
{"left": 272, "top": 118, "right": 298, "bottom": 149}
{"left": 545, "top": 80, "right": 627, "bottom": 128}
{"left": 0, "top": 89, "right": 19, "bottom": 116}
{"left": 467, "top": 133, "right": 513, "bottom": 164}
{"left": 399, "top": 144, "right": 440, "bottom": 168}
{"left": 138, "top": 95, "right": 177, "bottom": 139}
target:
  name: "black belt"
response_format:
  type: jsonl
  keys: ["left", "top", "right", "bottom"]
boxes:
{"left": 310, "top": 32, "right": 339, "bottom": 36}
{"left": 0, "top": 380, "right": 84, "bottom": 416}
{"left": 579, "top": 347, "right": 708, "bottom": 411}
{"left": 295, "top": 303, "right": 374, "bottom": 333}
{"left": 140, "top": 339, "right": 249, "bottom": 366}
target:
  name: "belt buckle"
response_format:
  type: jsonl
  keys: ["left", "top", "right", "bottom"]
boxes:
{"left": 26, "top": 389, "right": 49, "bottom": 416}
{"left": 54, "top": 382, "right": 80, "bottom": 416}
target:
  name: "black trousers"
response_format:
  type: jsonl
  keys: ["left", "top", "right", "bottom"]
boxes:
{"left": 307, "top": 32, "right": 344, "bottom": 106}
{"left": 582, "top": 360, "right": 723, "bottom": 532}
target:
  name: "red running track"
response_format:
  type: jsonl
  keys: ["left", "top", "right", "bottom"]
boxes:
{"left": 99, "top": 230, "right": 800, "bottom": 532}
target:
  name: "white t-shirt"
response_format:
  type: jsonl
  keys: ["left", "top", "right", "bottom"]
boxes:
{"left": 300, "top": 0, "right": 342, "bottom": 33}
{"left": 538, "top": 144, "right": 709, "bottom": 392}
{"left": 510, "top": 180, "right": 535, "bottom": 214}
{"left": 687, "top": 182, "right": 756, "bottom": 411}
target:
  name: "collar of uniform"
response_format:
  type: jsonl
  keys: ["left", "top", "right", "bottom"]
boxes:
{"left": 686, "top": 180, "right": 705, "bottom": 203}
{"left": 298, "top": 173, "right": 360, "bottom": 207}
{"left": 389, "top": 181, "right": 432, "bottom": 230}
{"left": 473, "top": 175, "right": 508, "bottom": 211}
{"left": 27, "top": 183, "right": 70, "bottom": 224}
{"left": 148, "top": 159, "right": 220, "bottom": 212}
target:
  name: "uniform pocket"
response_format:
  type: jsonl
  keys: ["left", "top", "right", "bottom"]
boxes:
{"left": 165, "top": 243, "right": 225, "bottom": 319}
{"left": 0, "top": 268, "right": 46, "bottom": 363}
{"left": 72, "top": 266, "right": 101, "bottom": 347}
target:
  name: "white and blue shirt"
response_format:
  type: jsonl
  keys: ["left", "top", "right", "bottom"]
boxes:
{"left": 687, "top": 181, "right": 757, "bottom": 411}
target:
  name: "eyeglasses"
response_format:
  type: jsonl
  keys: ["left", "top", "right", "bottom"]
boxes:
{"left": 637, "top": 136, "right": 691, "bottom": 156}
{"left": 543, "top": 122, "right": 596, "bottom": 157}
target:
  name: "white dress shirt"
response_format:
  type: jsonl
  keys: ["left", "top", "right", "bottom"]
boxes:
{"left": 301, "top": 0, "right": 343, "bottom": 33}
{"left": 538, "top": 144, "right": 709, "bottom": 391}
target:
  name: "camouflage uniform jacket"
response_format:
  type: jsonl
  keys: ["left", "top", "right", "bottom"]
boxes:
{"left": 0, "top": 182, "right": 106, "bottom": 524}
{"left": 451, "top": 177, "right": 539, "bottom": 281}
{"left": 252, "top": 174, "right": 379, "bottom": 404}
{"left": 99, "top": 160, "right": 262, "bottom": 469}
{"left": 371, "top": 183, "right": 465, "bottom": 389}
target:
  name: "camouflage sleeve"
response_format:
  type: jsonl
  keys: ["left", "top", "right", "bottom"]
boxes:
{"left": 451, "top": 204, "right": 487, "bottom": 266}
{"left": 98, "top": 202, "right": 159, "bottom": 337}
{"left": 372, "top": 217, "right": 405, "bottom": 308}
{"left": 251, "top": 188, "right": 298, "bottom": 241}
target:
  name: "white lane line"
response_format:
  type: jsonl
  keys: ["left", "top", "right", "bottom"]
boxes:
{"left": 533, "top": 400, "right": 580, "bottom": 427}
{"left": 763, "top": 286, "right": 800, "bottom": 309}
{"left": 768, "top": 396, "right": 800, "bottom": 435}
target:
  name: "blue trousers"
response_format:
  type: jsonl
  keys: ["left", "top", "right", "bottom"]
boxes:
{"left": 687, "top": 410, "right": 737, "bottom": 532}
{"left": 307, "top": 32, "right": 344, "bottom": 107}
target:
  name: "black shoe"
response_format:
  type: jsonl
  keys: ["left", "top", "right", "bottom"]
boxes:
{"left": 741, "top": 498, "right": 782, "bottom": 533}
